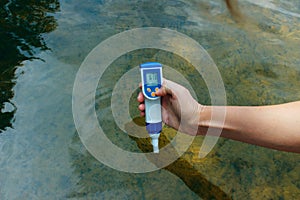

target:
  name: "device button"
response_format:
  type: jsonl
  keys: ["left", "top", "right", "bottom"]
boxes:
{"left": 155, "top": 87, "right": 159, "bottom": 92}
{"left": 151, "top": 92, "right": 156, "bottom": 97}
{"left": 147, "top": 88, "right": 151, "bottom": 92}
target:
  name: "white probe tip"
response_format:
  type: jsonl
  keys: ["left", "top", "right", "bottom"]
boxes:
{"left": 150, "top": 134, "right": 160, "bottom": 153}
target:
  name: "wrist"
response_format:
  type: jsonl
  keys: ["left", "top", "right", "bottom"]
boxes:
{"left": 198, "top": 105, "right": 210, "bottom": 128}
{"left": 183, "top": 103, "right": 204, "bottom": 136}
{"left": 197, "top": 105, "right": 228, "bottom": 135}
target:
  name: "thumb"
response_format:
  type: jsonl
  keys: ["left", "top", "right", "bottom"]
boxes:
{"left": 155, "top": 79, "right": 173, "bottom": 97}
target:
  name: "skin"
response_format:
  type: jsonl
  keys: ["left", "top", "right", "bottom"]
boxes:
{"left": 138, "top": 79, "right": 300, "bottom": 153}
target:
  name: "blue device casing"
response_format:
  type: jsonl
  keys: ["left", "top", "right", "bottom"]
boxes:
{"left": 140, "top": 62, "right": 163, "bottom": 134}
{"left": 140, "top": 62, "right": 163, "bottom": 100}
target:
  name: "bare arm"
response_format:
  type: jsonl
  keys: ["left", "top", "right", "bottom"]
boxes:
{"left": 199, "top": 102, "right": 300, "bottom": 153}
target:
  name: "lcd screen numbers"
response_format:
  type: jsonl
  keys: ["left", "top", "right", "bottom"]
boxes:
{"left": 146, "top": 73, "right": 158, "bottom": 86}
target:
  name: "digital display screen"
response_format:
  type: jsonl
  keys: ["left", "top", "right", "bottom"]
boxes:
{"left": 146, "top": 72, "right": 158, "bottom": 86}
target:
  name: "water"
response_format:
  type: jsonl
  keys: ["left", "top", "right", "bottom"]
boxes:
{"left": 1, "top": 0, "right": 300, "bottom": 199}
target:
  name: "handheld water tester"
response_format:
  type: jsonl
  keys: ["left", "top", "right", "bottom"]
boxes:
{"left": 140, "top": 62, "right": 163, "bottom": 153}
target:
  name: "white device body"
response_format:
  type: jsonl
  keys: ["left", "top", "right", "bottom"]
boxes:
{"left": 140, "top": 62, "right": 163, "bottom": 153}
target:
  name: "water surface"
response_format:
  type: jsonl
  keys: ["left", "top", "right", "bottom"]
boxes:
{"left": 0, "top": 0, "right": 300, "bottom": 199}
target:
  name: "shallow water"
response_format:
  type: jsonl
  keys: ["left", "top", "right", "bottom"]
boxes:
{"left": 0, "top": 0, "right": 300, "bottom": 199}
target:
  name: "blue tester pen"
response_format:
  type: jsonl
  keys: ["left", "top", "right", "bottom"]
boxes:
{"left": 140, "top": 62, "right": 163, "bottom": 153}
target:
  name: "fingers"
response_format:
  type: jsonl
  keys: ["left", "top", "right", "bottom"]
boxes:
{"left": 138, "top": 103, "right": 145, "bottom": 117}
{"left": 140, "top": 111, "right": 145, "bottom": 117}
{"left": 137, "top": 91, "right": 144, "bottom": 103}
{"left": 155, "top": 79, "right": 173, "bottom": 97}
{"left": 138, "top": 79, "right": 174, "bottom": 116}
{"left": 138, "top": 79, "right": 173, "bottom": 98}
{"left": 138, "top": 103, "right": 145, "bottom": 110}
{"left": 137, "top": 91, "right": 145, "bottom": 116}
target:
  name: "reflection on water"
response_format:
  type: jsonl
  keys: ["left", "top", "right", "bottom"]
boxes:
{"left": 0, "top": 0, "right": 59, "bottom": 131}
{"left": 0, "top": 0, "right": 300, "bottom": 199}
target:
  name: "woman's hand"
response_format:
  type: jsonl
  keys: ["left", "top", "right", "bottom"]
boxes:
{"left": 137, "top": 79, "right": 202, "bottom": 136}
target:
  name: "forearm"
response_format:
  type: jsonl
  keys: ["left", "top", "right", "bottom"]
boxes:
{"left": 198, "top": 101, "right": 300, "bottom": 153}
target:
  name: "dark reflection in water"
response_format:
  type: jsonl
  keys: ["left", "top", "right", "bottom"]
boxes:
{"left": 68, "top": 132, "right": 228, "bottom": 200}
{"left": 0, "top": 0, "right": 59, "bottom": 131}
{"left": 127, "top": 117, "right": 232, "bottom": 200}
